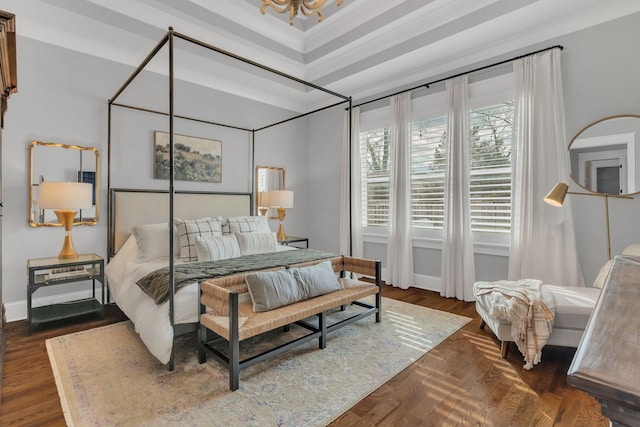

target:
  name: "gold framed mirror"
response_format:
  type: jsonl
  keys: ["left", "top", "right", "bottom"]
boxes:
{"left": 29, "top": 140, "right": 99, "bottom": 227}
{"left": 255, "top": 166, "right": 285, "bottom": 217}
{"left": 569, "top": 114, "right": 640, "bottom": 196}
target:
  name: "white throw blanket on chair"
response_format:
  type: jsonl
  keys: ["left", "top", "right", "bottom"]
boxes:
{"left": 475, "top": 279, "right": 555, "bottom": 369}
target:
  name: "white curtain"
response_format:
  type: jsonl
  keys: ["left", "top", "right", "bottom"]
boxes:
{"left": 340, "top": 107, "right": 363, "bottom": 258}
{"left": 386, "top": 93, "right": 414, "bottom": 289}
{"left": 509, "top": 49, "right": 584, "bottom": 286}
{"left": 440, "top": 75, "right": 476, "bottom": 301}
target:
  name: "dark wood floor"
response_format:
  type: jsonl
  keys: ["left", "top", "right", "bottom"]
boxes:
{"left": 0, "top": 287, "right": 607, "bottom": 426}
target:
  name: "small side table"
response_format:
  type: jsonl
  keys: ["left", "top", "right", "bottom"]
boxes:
{"left": 278, "top": 236, "right": 309, "bottom": 249}
{"left": 27, "top": 253, "right": 105, "bottom": 335}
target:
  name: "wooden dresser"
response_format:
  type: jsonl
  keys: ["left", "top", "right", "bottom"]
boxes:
{"left": 568, "top": 255, "right": 640, "bottom": 426}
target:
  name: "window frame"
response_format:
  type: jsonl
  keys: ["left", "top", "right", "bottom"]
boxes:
{"left": 359, "top": 73, "right": 514, "bottom": 255}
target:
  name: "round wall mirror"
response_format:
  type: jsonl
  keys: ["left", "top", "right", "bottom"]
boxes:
{"left": 569, "top": 114, "right": 640, "bottom": 196}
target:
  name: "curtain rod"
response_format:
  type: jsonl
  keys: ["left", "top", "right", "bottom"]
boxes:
{"left": 349, "top": 44, "right": 563, "bottom": 110}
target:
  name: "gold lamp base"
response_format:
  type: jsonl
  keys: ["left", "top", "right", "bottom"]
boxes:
{"left": 54, "top": 209, "right": 79, "bottom": 259}
{"left": 276, "top": 207, "right": 287, "bottom": 241}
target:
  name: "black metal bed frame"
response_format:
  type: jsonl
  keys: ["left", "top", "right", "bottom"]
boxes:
{"left": 107, "top": 27, "right": 353, "bottom": 370}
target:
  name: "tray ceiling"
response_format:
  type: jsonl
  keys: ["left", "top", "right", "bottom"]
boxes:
{"left": 6, "top": 0, "right": 640, "bottom": 112}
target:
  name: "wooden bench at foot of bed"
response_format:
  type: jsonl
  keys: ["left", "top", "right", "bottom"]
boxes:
{"left": 198, "top": 255, "right": 382, "bottom": 391}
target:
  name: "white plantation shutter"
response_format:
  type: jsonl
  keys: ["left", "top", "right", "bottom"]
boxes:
{"left": 359, "top": 102, "right": 513, "bottom": 234}
{"left": 360, "top": 128, "right": 391, "bottom": 227}
{"left": 469, "top": 103, "right": 513, "bottom": 233}
{"left": 411, "top": 116, "right": 446, "bottom": 229}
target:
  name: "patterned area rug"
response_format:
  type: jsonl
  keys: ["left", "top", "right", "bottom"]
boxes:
{"left": 47, "top": 297, "right": 470, "bottom": 427}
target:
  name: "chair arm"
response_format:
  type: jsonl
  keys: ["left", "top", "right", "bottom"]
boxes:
{"left": 342, "top": 256, "right": 380, "bottom": 279}
{"left": 200, "top": 280, "right": 234, "bottom": 316}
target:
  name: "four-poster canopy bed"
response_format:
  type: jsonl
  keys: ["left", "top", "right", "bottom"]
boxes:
{"left": 105, "top": 28, "right": 357, "bottom": 370}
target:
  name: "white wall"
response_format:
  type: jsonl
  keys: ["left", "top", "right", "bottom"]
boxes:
{"left": 2, "top": 37, "right": 306, "bottom": 320}
{"left": 307, "top": 11, "right": 640, "bottom": 290}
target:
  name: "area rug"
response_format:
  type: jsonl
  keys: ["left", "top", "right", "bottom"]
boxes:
{"left": 47, "top": 297, "right": 470, "bottom": 427}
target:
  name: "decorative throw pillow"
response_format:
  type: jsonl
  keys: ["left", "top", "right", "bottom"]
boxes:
{"left": 130, "top": 223, "right": 179, "bottom": 261}
{"left": 246, "top": 269, "right": 301, "bottom": 312}
{"left": 235, "top": 232, "right": 279, "bottom": 256}
{"left": 246, "top": 260, "right": 341, "bottom": 312}
{"left": 221, "top": 216, "right": 259, "bottom": 234}
{"left": 195, "top": 235, "right": 240, "bottom": 262}
{"left": 175, "top": 217, "right": 223, "bottom": 262}
{"left": 254, "top": 215, "right": 271, "bottom": 233}
{"left": 592, "top": 260, "right": 613, "bottom": 289}
{"left": 292, "top": 260, "right": 342, "bottom": 298}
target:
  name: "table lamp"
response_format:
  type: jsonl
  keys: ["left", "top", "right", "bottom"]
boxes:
{"left": 39, "top": 181, "right": 93, "bottom": 259}
{"left": 268, "top": 190, "right": 294, "bottom": 241}
{"left": 258, "top": 191, "right": 270, "bottom": 217}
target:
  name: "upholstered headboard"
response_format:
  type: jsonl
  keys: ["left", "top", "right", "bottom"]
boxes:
{"left": 109, "top": 189, "right": 252, "bottom": 257}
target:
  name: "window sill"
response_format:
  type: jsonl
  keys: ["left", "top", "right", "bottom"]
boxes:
{"left": 362, "top": 230, "right": 509, "bottom": 257}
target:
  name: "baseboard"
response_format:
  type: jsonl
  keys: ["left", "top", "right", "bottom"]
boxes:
{"left": 5, "top": 289, "right": 99, "bottom": 323}
{"left": 381, "top": 268, "right": 442, "bottom": 293}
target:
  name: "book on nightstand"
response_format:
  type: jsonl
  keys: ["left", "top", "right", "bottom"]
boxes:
{"left": 46, "top": 265, "right": 89, "bottom": 281}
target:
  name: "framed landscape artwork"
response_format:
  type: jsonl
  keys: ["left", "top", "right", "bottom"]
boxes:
{"left": 154, "top": 131, "right": 222, "bottom": 183}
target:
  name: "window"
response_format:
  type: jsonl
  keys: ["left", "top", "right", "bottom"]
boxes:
{"left": 359, "top": 102, "right": 514, "bottom": 233}
{"left": 360, "top": 128, "right": 391, "bottom": 227}
{"left": 468, "top": 103, "right": 513, "bottom": 232}
{"left": 411, "top": 116, "right": 446, "bottom": 230}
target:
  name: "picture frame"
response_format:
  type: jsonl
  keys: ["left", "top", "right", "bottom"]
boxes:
{"left": 154, "top": 131, "right": 222, "bottom": 183}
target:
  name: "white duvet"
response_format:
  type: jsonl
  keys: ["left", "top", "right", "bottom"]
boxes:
{"left": 105, "top": 235, "right": 296, "bottom": 364}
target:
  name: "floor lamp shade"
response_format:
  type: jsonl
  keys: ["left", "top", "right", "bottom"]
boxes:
{"left": 39, "top": 182, "right": 93, "bottom": 259}
{"left": 544, "top": 182, "right": 569, "bottom": 207}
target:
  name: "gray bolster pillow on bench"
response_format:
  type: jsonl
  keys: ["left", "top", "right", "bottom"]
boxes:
{"left": 246, "top": 260, "right": 342, "bottom": 312}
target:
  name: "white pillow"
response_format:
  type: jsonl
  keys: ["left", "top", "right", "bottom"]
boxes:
{"left": 130, "top": 223, "right": 178, "bottom": 261}
{"left": 220, "top": 216, "right": 259, "bottom": 234}
{"left": 592, "top": 260, "right": 612, "bottom": 289}
{"left": 235, "top": 232, "right": 279, "bottom": 256}
{"left": 254, "top": 215, "right": 271, "bottom": 233}
{"left": 195, "top": 235, "right": 240, "bottom": 262}
{"left": 175, "top": 217, "right": 223, "bottom": 262}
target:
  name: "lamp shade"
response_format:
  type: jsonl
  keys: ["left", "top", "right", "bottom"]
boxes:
{"left": 268, "top": 190, "right": 294, "bottom": 208}
{"left": 258, "top": 191, "right": 271, "bottom": 207}
{"left": 544, "top": 182, "right": 569, "bottom": 207}
{"left": 39, "top": 182, "right": 93, "bottom": 209}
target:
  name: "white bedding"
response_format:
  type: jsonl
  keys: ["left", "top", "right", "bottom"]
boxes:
{"left": 105, "top": 235, "right": 297, "bottom": 364}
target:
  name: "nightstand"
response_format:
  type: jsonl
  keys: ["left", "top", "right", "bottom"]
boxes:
{"left": 27, "top": 253, "right": 104, "bottom": 335}
{"left": 277, "top": 236, "right": 309, "bottom": 249}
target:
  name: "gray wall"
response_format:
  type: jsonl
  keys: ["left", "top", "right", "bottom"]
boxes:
{"left": 4, "top": 12, "right": 640, "bottom": 318}
{"left": 307, "top": 11, "right": 640, "bottom": 289}
{"left": 2, "top": 36, "right": 306, "bottom": 319}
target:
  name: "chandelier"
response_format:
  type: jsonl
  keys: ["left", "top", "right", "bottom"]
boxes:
{"left": 260, "top": 0, "right": 344, "bottom": 26}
